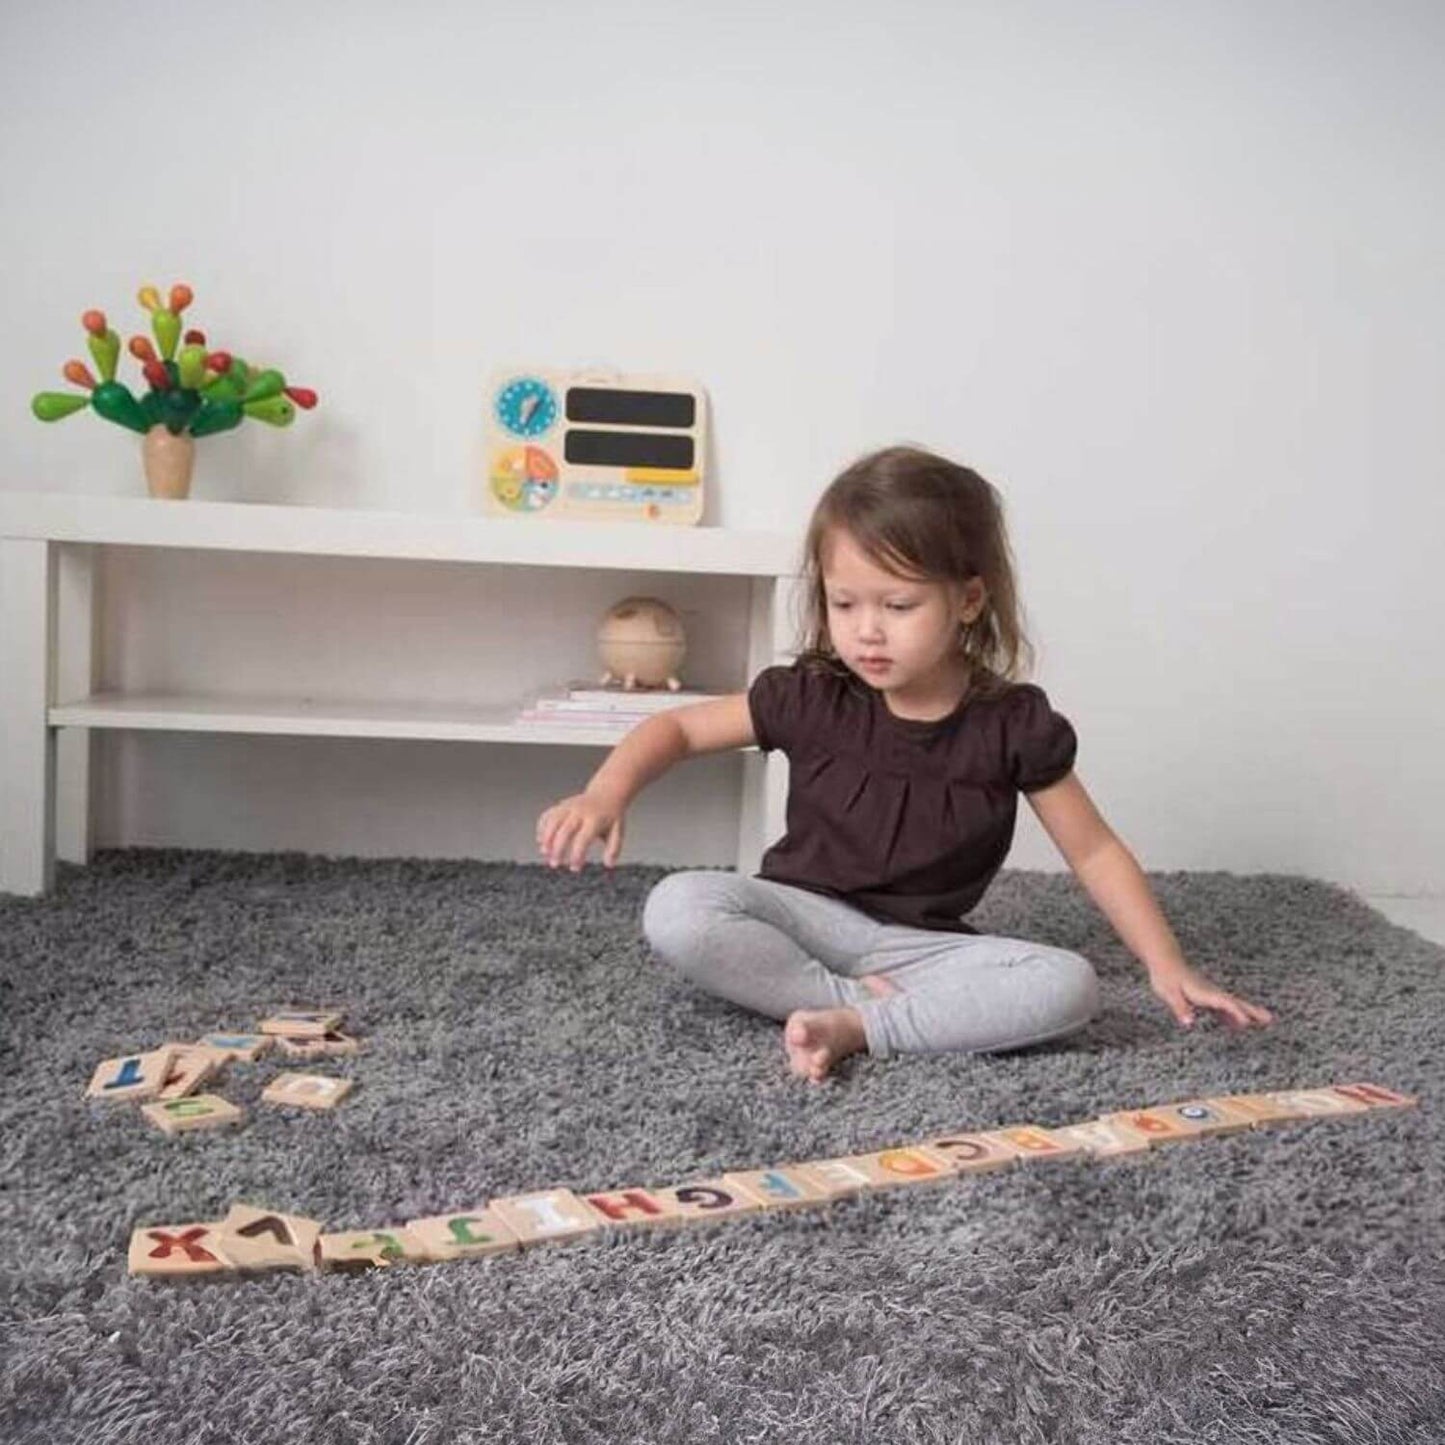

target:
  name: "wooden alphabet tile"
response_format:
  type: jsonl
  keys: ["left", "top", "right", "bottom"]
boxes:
{"left": 719, "top": 1167, "right": 831, "bottom": 1212}
{"left": 1053, "top": 1118, "right": 1153, "bottom": 1158}
{"left": 981, "top": 1125, "right": 1087, "bottom": 1165}
{"left": 406, "top": 1209, "right": 522, "bottom": 1260}
{"left": 85, "top": 1048, "right": 176, "bottom": 1104}
{"left": 1104, "top": 1108, "right": 1199, "bottom": 1145}
{"left": 582, "top": 1187, "right": 686, "bottom": 1230}
{"left": 489, "top": 1189, "right": 604, "bottom": 1247}
{"left": 789, "top": 1157, "right": 875, "bottom": 1201}
{"left": 1154, "top": 1099, "right": 1258, "bottom": 1137}
{"left": 141, "top": 1093, "right": 244, "bottom": 1135}
{"left": 834, "top": 1146, "right": 958, "bottom": 1191}
{"left": 128, "top": 1221, "right": 232, "bottom": 1277}
{"left": 157, "top": 1050, "right": 221, "bottom": 1101}
{"left": 218, "top": 1204, "right": 322, "bottom": 1271}
{"left": 1208, "top": 1093, "right": 1303, "bottom": 1126}
{"left": 921, "top": 1133, "right": 1020, "bottom": 1174}
{"left": 1270, "top": 1088, "right": 1372, "bottom": 1120}
{"left": 259, "top": 1010, "right": 345, "bottom": 1039}
{"left": 317, "top": 1228, "right": 427, "bottom": 1271}
{"left": 1330, "top": 1081, "right": 1418, "bottom": 1111}
{"left": 274, "top": 1032, "right": 360, "bottom": 1059}
{"left": 198, "top": 1033, "right": 273, "bottom": 1062}
{"left": 260, "top": 1073, "right": 354, "bottom": 1110}
{"left": 657, "top": 1179, "right": 768, "bottom": 1222}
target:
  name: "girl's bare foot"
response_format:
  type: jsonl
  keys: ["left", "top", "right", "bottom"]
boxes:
{"left": 784, "top": 1007, "right": 868, "bottom": 1084}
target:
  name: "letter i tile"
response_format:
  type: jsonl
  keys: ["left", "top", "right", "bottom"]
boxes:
{"left": 489, "top": 1189, "right": 604, "bottom": 1247}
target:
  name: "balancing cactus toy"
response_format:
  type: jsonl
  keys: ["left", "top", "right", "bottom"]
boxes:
{"left": 31, "top": 282, "right": 318, "bottom": 496}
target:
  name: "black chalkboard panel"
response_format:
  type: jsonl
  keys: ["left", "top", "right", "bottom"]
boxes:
{"left": 566, "top": 387, "right": 696, "bottom": 429}
{"left": 564, "top": 429, "right": 695, "bottom": 469}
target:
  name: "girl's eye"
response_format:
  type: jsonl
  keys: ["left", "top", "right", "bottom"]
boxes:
{"left": 886, "top": 602, "right": 917, "bottom": 613}
{"left": 827, "top": 599, "right": 852, "bottom": 610}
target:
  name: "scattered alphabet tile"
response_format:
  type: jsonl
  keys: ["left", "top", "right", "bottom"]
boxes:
{"left": 85, "top": 1048, "right": 176, "bottom": 1103}
{"left": 198, "top": 1033, "right": 273, "bottom": 1062}
{"left": 141, "top": 1093, "right": 244, "bottom": 1135}
{"left": 259, "top": 1010, "right": 345, "bottom": 1039}
{"left": 275, "top": 1032, "right": 360, "bottom": 1059}
{"left": 157, "top": 1050, "right": 221, "bottom": 1101}
{"left": 261, "top": 1073, "right": 354, "bottom": 1110}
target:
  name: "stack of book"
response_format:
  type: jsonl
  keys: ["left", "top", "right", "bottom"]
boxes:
{"left": 515, "top": 682, "right": 716, "bottom": 730}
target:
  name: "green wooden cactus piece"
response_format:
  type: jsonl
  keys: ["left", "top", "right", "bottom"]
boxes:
{"left": 242, "top": 369, "right": 286, "bottom": 404}
{"left": 90, "top": 381, "right": 151, "bottom": 434}
{"left": 87, "top": 329, "right": 121, "bottom": 382}
{"left": 243, "top": 395, "right": 296, "bottom": 427}
{"left": 32, "top": 392, "right": 92, "bottom": 422}
{"left": 189, "top": 398, "right": 244, "bottom": 437}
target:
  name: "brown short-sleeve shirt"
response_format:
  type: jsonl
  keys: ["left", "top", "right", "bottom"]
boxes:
{"left": 747, "top": 659, "right": 1077, "bottom": 933}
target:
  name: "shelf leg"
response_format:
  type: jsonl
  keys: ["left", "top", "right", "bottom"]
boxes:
{"left": 736, "top": 573, "right": 795, "bottom": 874}
{"left": 56, "top": 544, "right": 96, "bottom": 865}
{"left": 0, "top": 539, "right": 57, "bottom": 895}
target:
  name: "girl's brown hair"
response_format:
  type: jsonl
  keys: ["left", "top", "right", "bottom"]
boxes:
{"left": 795, "top": 445, "right": 1034, "bottom": 693}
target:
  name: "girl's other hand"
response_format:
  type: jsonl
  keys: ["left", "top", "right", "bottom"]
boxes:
{"left": 1149, "top": 963, "right": 1275, "bottom": 1031}
{"left": 536, "top": 790, "right": 626, "bottom": 871}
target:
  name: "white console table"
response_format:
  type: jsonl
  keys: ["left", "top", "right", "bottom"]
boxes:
{"left": 0, "top": 493, "right": 797, "bottom": 896}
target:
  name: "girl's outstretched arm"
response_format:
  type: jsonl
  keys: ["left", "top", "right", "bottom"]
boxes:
{"left": 1025, "top": 773, "right": 1275, "bottom": 1031}
{"left": 537, "top": 693, "right": 755, "bottom": 871}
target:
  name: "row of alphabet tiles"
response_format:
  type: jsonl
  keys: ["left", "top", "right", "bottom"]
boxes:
{"left": 128, "top": 1082, "right": 1416, "bottom": 1277}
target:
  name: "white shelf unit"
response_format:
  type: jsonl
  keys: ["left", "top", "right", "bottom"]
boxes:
{"left": 0, "top": 493, "right": 798, "bottom": 896}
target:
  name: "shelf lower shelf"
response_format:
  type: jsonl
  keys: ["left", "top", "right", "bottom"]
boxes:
{"left": 49, "top": 692, "right": 643, "bottom": 746}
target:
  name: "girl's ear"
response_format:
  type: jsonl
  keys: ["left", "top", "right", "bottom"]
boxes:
{"left": 958, "top": 577, "right": 987, "bottom": 624}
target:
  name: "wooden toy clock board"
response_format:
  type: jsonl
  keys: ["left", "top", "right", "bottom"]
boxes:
{"left": 483, "top": 369, "right": 707, "bottom": 524}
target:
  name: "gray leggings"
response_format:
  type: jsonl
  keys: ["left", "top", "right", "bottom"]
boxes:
{"left": 642, "top": 871, "right": 1099, "bottom": 1059}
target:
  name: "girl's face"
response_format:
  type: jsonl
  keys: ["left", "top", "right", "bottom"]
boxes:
{"left": 820, "top": 529, "right": 986, "bottom": 710}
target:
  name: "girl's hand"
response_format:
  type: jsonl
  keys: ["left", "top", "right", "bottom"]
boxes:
{"left": 1149, "top": 963, "right": 1275, "bottom": 1031}
{"left": 536, "top": 790, "right": 626, "bottom": 871}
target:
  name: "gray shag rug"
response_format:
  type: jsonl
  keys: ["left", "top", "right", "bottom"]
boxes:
{"left": 1, "top": 849, "right": 1442, "bottom": 1445}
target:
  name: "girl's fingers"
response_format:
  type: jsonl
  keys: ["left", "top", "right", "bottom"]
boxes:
{"left": 1156, "top": 984, "right": 1194, "bottom": 1028}
{"left": 602, "top": 819, "right": 623, "bottom": 868}
{"left": 548, "top": 814, "right": 580, "bottom": 867}
{"left": 569, "top": 822, "right": 598, "bottom": 870}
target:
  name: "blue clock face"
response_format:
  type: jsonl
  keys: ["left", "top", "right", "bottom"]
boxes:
{"left": 495, "top": 377, "right": 558, "bottom": 439}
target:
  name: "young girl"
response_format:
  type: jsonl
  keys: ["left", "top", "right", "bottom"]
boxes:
{"left": 537, "top": 445, "right": 1274, "bottom": 1083}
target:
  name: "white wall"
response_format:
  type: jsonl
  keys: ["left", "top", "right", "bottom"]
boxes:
{"left": 1, "top": 1, "right": 1441, "bottom": 892}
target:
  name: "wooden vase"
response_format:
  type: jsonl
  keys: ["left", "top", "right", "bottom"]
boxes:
{"left": 142, "top": 425, "right": 195, "bottom": 500}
